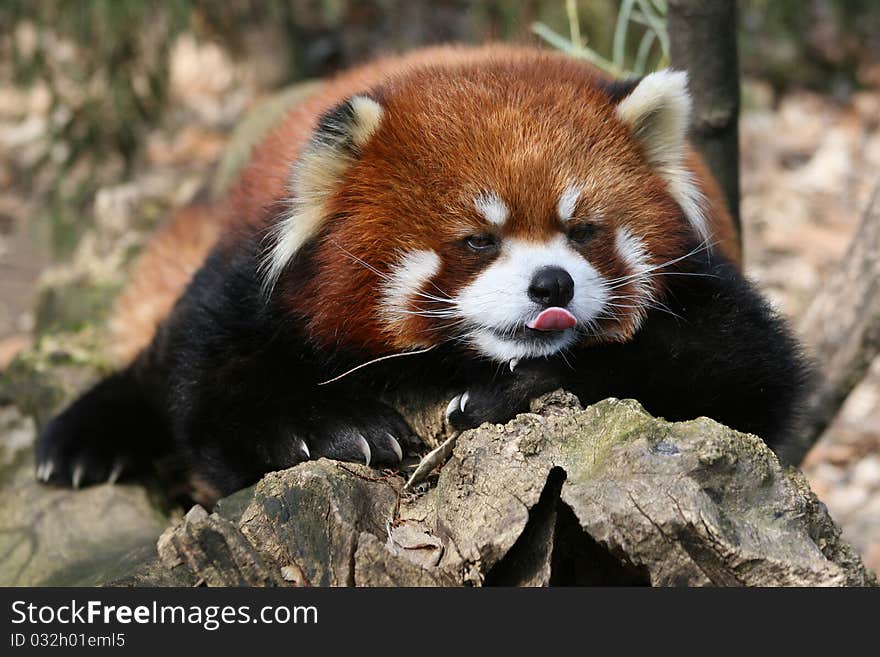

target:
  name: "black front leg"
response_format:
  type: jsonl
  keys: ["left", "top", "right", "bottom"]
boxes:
{"left": 162, "top": 240, "right": 426, "bottom": 495}
{"left": 303, "top": 396, "right": 417, "bottom": 464}
{"left": 444, "top": 360, "right": 566, "bottom": 432}
{"left": 178, "top": 390, "right": 419, "bottom": 495}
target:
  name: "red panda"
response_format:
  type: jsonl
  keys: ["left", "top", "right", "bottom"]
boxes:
{"left": 35, "top": 45, "right": 807, "bottom": 501}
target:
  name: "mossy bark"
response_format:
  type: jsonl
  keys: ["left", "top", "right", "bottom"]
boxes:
{"left": 124, "top": 391, "right": 876, "bottom": 587}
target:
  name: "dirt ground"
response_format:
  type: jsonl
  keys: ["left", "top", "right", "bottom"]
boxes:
{"left": 740, "top": 81, "right": 880, "bottom": 575}
{"left": 1, "top": 37, "right": 879, "bottom": 577}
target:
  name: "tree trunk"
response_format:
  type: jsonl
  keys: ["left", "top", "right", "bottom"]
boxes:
{"left": 667, "top": 0, "right": 741, "bottom": 232}
{"left": 788, "top": 183, "right": 880, "bottom": 463}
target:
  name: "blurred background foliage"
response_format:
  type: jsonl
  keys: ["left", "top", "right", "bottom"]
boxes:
{"left": 2, "top": 1, "right": 880, "bottom": 576}
{"left": 0, "top": 0, "right": 879, "bottom": 262}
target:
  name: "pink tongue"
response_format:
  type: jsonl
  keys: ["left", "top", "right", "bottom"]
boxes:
{"left": 527, "top": 307, "right": 578, "bottom": 331}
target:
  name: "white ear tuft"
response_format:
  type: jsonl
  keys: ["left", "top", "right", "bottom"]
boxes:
{"left": 348, "top": 95, "right": 384, "bottom": 147}
{"left": 615, "top": 70, "right": 709, "bottom": 243}
{"left": 261, "top": 95, "right": 384, "bottom": 295}
{"left": 615, "top": 70, "right": 691, "bottom": 162}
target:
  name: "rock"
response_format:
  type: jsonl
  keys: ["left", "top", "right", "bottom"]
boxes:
{"left": 126, "top": 391, "right": 876, "bottom": 587}
{"left": 238, "top": 461, "right": 403, "bottom": 587}
{"left": 0, "top": 442, "right": 171, "bottom": 586}
{"left": 0, "top": 333, "right": 172, "bottom": 586}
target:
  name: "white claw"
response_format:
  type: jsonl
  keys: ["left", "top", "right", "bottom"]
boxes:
{"left": 386, "top": 433, "right": 403, "bottom": 462}
{"left": 298, "top": 438, "right": 311, "bottom": 459}
{"left": 108, "top": 460, "right": 124, "bottom": 485}
{"left": 72, "top": 463, "right": 85, "bottom": 489}
{"left": 38, "top": 460, "right": 56, "bottom": 482}
{"left": 509, "top": 358, "right": 519, "bottom": 372}
{"left": 445, "top": 394, "right": 462, "bottom": 423}
{"left": 356, "top": 434, "right": 372, "bottom": 466}
{"left": 460, "top": 391, "right": 470, "bottom": 413}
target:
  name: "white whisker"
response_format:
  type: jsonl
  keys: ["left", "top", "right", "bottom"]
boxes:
{"left": 317, "top": 345, "right": 437, "bottom": 385}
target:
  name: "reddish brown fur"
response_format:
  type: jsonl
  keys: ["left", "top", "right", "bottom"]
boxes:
{"left": 110, "top": 201, "right": 231, "bottom": 365}
{"left": 111, "top": 45, "right": 740, "bottom": 364}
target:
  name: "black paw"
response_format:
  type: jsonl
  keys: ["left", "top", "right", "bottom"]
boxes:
{"left": 307, "top": 401, "right": 417, "bottom": 467}
{"left": 34, "top": 372, "right": 168, "bottom": 489}
{"left": 444, "top": 387, "right": 517, "bottom": 432}
{"left": 35, "top": 417, "right": 144, "bottom": 488}
{"left": 443, "top": 360, "right": 564, "bottom": 432}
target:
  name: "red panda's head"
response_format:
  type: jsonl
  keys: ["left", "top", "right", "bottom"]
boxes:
{"left": 264, "top": 59, "right": 709, "bottom": 365}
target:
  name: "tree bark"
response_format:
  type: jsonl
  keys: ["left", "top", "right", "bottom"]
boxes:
{"left": 789, "top": 183, "right": 880, "bottom": 463}
{"left": 129, "top": 392, "right": 876, "bottom": 587}
{"left": 667, "top": 0, "right": 741, "bottom": 232}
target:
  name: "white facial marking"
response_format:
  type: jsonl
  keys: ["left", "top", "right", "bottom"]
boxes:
{"left": 474, "top": 192, "right": 509, "bottom": 226}
{"left": 380, "top": 249, "right": 441, "bottom": 323}
{"left": 615, "top": 227, "right": 651, "bottom": 286}
{"left": 614, "top": 227, "right": 654, "bottom": 328}
{"left": 454, "top": 236, "right": 609, "bottom": 361}
{"left": 557, "top": 185, "right": 581, "bottom": 222}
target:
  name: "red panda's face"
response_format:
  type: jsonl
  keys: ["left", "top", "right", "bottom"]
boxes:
{"left": 269, "top": 66, "right": 707, "bottom": 364}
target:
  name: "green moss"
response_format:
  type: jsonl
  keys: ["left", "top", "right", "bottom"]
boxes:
{"left": 0, "top": 330, "right": 112, "bottom": 427}
{"left": 559, "top": 398, "right": 656, "bottom": 482}
{"left": 0, "top": 359, "right": 64, "bottom": 428}
{"left": 35, "top": 279, "right": 123, "bottom": 336}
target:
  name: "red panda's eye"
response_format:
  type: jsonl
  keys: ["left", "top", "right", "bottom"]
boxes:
{"left": 465, "top": 234, "right": 499, "bottom": 252}
{"left": 568, "top": 223, "right": 597, "bottom": 244}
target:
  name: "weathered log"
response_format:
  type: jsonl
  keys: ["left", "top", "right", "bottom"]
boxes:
{"left": 791, "top": 183, "right": 880, "bottom": 463}
{"left": 123, "top": 391, "right": 875, "bottom": 587}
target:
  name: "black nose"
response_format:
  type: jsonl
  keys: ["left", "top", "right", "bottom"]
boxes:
{"left": 528, "top": 266, "right": 574, "bottom": 308}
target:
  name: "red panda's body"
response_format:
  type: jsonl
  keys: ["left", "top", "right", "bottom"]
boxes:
{"left": 38, "top": 46, "right": 806, "bottom": 501}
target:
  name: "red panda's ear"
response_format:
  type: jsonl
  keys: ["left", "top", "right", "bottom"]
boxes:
{"left": 293, "top": 94, "right": 384, "bottom": 213}
{"left": 613, "top": 71, "right": 709, "bottom": 243}
{"left": 614, "top": 70, "right": 691, "bottom": 164}
{"left": 261, "top": 95, "right": 384, "bottom": 294}
{"left": 310, "top": 94, "right": 385, "bottom": 155}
